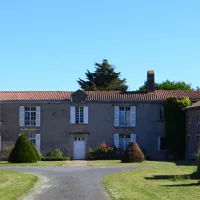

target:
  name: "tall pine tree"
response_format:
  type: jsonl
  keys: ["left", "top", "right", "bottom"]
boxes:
{"left": 77, "top": 59, "right": 128, "bottom": 91}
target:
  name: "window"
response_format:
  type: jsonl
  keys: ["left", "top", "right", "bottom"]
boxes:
{"left": 74, "top": 137, "right": 84, "bottom": 141}
{"left": 70, "top": 106, "right": 88, "bottom": 124}
{"left": 158, "top": 137, "right": 166, "bottom": 151}
{"left": 75, "top": 107, "right": 84, "bottom": 124}
{"left": 119, "top": 134, "right": 131, "bottom": 150}
{"left": 160, "top": 106, "right": 165, "bottom": 120}
{"left": 196, "top": 115, "right": 200, "bottom": 124}
{"left": 188, "top": 116, "right": 192, "bottom": 124}
{"left": 27, "top": 134, "right": 36, "bottom": 145}
{"left": 119, "top": 107, "right": 131, "bottom": 126}
{"left": 25, "top": 107, "right": 36, "bottom": 126}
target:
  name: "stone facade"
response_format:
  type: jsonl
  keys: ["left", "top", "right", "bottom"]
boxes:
{"left": 0, "top": 100, "right": 166, "bottom": 160}
{"left": 185, "top": 106, "right": 200, "bottom": 159}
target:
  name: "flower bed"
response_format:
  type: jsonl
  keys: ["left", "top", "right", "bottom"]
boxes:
{"left": 88, "top": 142, "right": 117, "bottom": 160}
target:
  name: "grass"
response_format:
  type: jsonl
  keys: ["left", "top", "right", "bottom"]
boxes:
{"left": 0, "top": 160, "right": 88, "bottom": 166}
{"left": 102, "top": 165, "right": 200, "bottom": 200}
{"left": 86, "top": 160, "right": 178, "bottom": 167}
{"left": 0, "top": 161, "right": 69, "bottom": 166}
{"left": 0, "top": 170, "right": 38, "bottom": 200}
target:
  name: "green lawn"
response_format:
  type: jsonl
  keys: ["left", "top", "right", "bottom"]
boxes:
{"left": 86, "top": 160, "right": 178, "bottom": 167}
{"left": 0, "top": 161, "right": 70, "bottom": 166}
{"left": 102, "top": 166, "right": 199, "bottom": 200}
{"left": 0, "top": 160, "right": 89, "bottom": 166}
{"left": 0, "top": 170, "right": 38, "bottom": 200}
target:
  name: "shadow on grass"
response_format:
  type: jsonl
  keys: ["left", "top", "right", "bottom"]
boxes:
{"left": 174, "top": 160, "right": 196, "bottom": 166}
{"left": 164, "top": 182, "right": 200, "bottom": 187}
{"left": 145, "top": 172, "right": 199, "bottom": 181}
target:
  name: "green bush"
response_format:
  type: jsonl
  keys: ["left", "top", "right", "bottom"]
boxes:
{"left": 29, "top": 142, "right": 41, "bottom": 161}
{"left": 121, "top": 141, "right": 145, "bottom": 163}
{"left": 46, "top": 149, "right": 63, "bottom": 158}
{"left": 194, "top": 152, "right": 200, "bottom": 178}
{"left": 46, "top": 151, "right": 54, "bottom": 157}
{"left": 41, "top": 157, "right": 69, "bottom": 161}
{"left": 88, "top": 142, "right": 116, "bottom": 160}
{"left": 55, "top": 149, "right": 63, "bottom": 158}
{"left": 8, "top": 134, "right": 38, "bottom": 163}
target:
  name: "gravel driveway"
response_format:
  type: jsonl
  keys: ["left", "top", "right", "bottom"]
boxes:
{"left": 0, "top": 165, "right": 141, "bottom": 200}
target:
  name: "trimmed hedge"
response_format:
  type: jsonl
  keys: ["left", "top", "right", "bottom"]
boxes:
{"left": 8, "top": 134, "right": 38, "bottom": 163}
{"left": 121, "top": 141, "right": 145, "bottom": 163}
{"left": 41, "top": 157, "right": 70, "bottom": 161}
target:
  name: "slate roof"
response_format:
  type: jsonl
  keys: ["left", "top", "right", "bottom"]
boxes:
{"left": 0, "top": 90, "right": 200, "bottom": 101}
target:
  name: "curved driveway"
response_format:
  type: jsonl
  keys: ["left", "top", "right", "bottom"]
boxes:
{"left": 0, "top": 165, "right": 141, "bottom": 200}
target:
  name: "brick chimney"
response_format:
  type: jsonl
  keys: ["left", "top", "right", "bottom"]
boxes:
{"left": 147, "top": 70, "right": 155, "bottom": 92}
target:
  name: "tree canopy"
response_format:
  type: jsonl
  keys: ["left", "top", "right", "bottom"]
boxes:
{"left": 138, "top": 80, "right": 193, "bottom": 91}
{"left": 77, "top": 59, "right": 128, "bottom": 91}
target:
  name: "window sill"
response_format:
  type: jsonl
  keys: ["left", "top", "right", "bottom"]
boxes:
{"left": 71, "top": 123, "right": 87, "bottom": 125}
{"left": 21, "top": 126, "right": 39, "bottom": 127}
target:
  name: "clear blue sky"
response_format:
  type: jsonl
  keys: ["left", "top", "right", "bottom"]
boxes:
{"left": 0, "top": 0, "right": 199, "bottom": 91}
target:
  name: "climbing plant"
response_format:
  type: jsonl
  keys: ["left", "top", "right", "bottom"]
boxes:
{"left": 164, "top": 97, "right": 191, "bottom": 159}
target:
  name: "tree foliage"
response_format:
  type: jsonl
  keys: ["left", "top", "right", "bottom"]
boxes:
{"left": 164, "top": 97, "right": 191, "bottom": 159}
{"left": 8, "top": 134, "right": 38, "bottom": 163}
{"left": 77, "top": 59, "right": 128, "bottom": 91}
{"left": 139, "top": 80, "right": 193, "bottom": 91}
{"left": 121, "top": 141, "right": 145, "bottom": 163}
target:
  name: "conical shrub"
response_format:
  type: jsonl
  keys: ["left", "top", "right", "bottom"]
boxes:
{"left": 8, "top": 134, "right": 38, "bottom": 163}
{"left": 30, "top": 141, "right": 41, "bottom": 161}
{"left": 121, "top": 141, "right": 145, "bottom": 163}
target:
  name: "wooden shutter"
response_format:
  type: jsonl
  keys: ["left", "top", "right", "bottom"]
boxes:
{"left": 131, "top": 106, "right": 136, "bottom": 126}
{"left": 114, "top": 106, "right": 119, "bottom": 126}
{"left": 36, "top": 106, "right": 41, "bottom": 127}
{"left": 36, "top": 134, "right": 41, "bottom": 152}
{"left": 70, "top": 106, "right": 75, "bottom": 124}
{"left": 19, "top": 106, "right": 25, "bottom": 126}
{"left": 158, "top": 137, "right": 161, "bottom": 151}
{"left": 131, "top": 133, "right": 136, "bottom": 142}
{"left": 0, "top": 136, "right": 1, "bottom": 150}
{"left": 114, "top": 134, "right": 119, "bottom": 148}
{"left": 84, "top": 106, "right": 88, "bottom": 124}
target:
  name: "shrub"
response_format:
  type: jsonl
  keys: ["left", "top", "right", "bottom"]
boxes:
{"left": 46, "top": 151, "right": 54, "bottom": 157}
{"left": 46, "top": 149, "right": 63, "bottom": 158}
{"left": 55, "top": 149, "right": 63, "bottom": 158}
{"left": 121, "top": 141, "right": 145, "bottom": 163}
{"left": 194, "top": 152, "right": 200, "bottom": 178}
{"left": 8, "top": 134, "right": 38, "bottom": 163}
{"left": 88, "top": 142, "right": 116, "bottom": 160}
{"left": 41, "top": 157, "right": 69, "bottom": 161}
{"left": 29, "top": 142, "right": 41, "bottom": 161}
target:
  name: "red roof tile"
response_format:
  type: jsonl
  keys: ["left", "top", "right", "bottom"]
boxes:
{"left": 0, "top": 90, "right": 200, "bottom": 101}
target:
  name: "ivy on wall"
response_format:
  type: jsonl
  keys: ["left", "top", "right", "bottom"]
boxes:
{"left": 164, "top": 97, "right": 191, "bottom": 159}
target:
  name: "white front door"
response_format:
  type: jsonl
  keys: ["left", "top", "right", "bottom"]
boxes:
{"left": 73, "top": 137, "right": 85, "bottom": 160}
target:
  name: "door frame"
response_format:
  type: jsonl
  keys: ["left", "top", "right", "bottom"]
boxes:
{"left": 73, "top": 136, "right": 86, "bottom": 160}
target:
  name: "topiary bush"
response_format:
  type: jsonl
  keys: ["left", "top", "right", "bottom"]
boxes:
{"left": 8, "top": 134, "right": 38, "bottom": 163}
{"left": 30, "top": 142, "right": 41, "bottom": 161}
{"left": 121, "top": 141, "right": 145, "bottom": 163}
